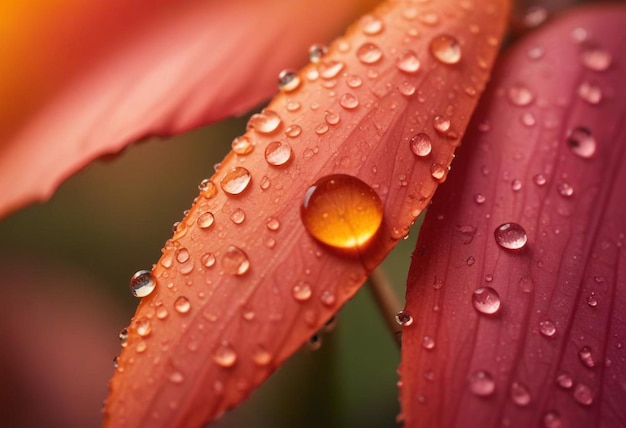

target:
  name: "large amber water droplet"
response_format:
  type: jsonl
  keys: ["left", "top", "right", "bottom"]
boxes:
{"left": 221, "top": 167, "right": 251, "bottom": 195}
{"left": 301, "top": 174, "right": 383, "bottom": 249}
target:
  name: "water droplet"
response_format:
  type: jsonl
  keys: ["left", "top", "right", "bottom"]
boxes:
{"left": 119, "top": 328, "right": 128, "bottom": 346}
{"left": 586, "top": 294, "right": 598, "bottom": 307}
{"left": 474, "top": 193, "right": 486, "bottom": 204}
{"left": 325, "top": 111, "right": 340, "bottom": 125}
{"left": 511, "top": 179, "right": 523, "bottom": 192}
{"left": 419, "top": 11, "right": 440, "bottom": 26}
{"left": 174, "top": 296, "right": 191, "bottom": 314}
{"left": 315, "top": 123, "right": 329, "bottom": 135}
{"left": 286, "top": 101, "right": 301, "bottom": 112}
{"left": 556, "top": 372, "right": 573, "bottom": 389}
{"left": 231, "top": 136, "right": 254, "bottom": 155}
{"left": 112, "top": 356, "right": 119, "bottom": 368}
{"left": 339, "top": 93, "right": 359, "bottom": 110}
{"left": 346, "top": 75, "right": 362, "bottom": 88}
{"left": 494, "top": 223, "right": 528, "bottom": 251}
{"left": 539, "top": 320, "right": 557, "bottom": 337}
{"left": 557, "top": 182, "right": 574, "bottom": 198}
{"left": 172, "top": 221, "right": 181, "bottom": 234}
{"left": 468, "top": 370, "right": 495, "bottom": 397}
{"left": 422, "top": 336, "right": 435, "bottom": 350}
{"left": 308, "top": 44, "right": 328, "bottom": 63}
{"left": 169, "top": 371, "right": 184, "bottom": 384}
{"left": 278, "top": 69, "right": 301, "bottom": 92}
{"left": 508, "top": 84, "right": 534, "bottom": 106}
{"left": 577, "top": 81, "right": 602, "bottom": 105}
{"left": 266, "top": 217, "right": 280, "bottom": 231}
{"left": 359, "top": 14, "right": 384, "bottom": 35}
{"left": 221, "top": 167, "right": 252, "bottom": 195}
{"left": 430, "top": 163, "right": 447, "bottom": 182}
{"left": 533, "top": 174, "right": 547, "bottom": 186}
{"left": 432, "top": 115, "right": 451, "bottom": 134}
{"left": 578, "top": 346, "right": 595, "bottom": 368}
{"left": 396, "top": 49, "right": 421, "bottom": 73}
{"left": 410, "top": 133, "right": 432, "bottom": 157}
{"left": 247, "top": 109, "right": 282, "bottom": 134}
{"left": 135, "top": 340, "right": 147, "bottom": 353}
{"left": 543, "top": 411, "right": 562, "bottom": 428}
{"left": 356, "top": 42, "right": 383, "bottom": 64}
{"left": 429, "top": 34, "right": 461, "bottom": 64}
{"left": 301, "top": 174, "right": 383, "bottom": 249}
{"left": 213, "top": 342, "right": 237, "bottom": 367}
{"left": 472, "top": 287, "right": 501, "bottom": 315}
{"left": 307, "top": 334, "right": 322, "bottom": 350}
{"left": 201, "top": 252, "right": 216, "bottom": 268}
{"left": 566, "top": 127, "right": 596, "bottom": 158}
{"left": 136, "top": 317, "right": 152, "bottom": 337}
{"left": 222, "top": 245, "right": 250, "bottom": 275}
{"left": 230, "top": 208, "right": 246, "bottom": 225}
{"left": 573, "top": 383, "right": 594, "bottom": 405}
{"left": 521, "top": 112, "right": 536, "bottom": 127}
{"left": 252, "top": 345, "right": 272, "bottom": 366}
{"left": 398, "top": 81, "right": 416, "bottom": 97}
{"left": 523, "top": 6, "right": 548, "bottom": 28}
{"left": 318, "top": 60, "right": 344, "bottom": 79}
{"left": 285, "top": 124, "right": 302, "bottom": 138}
{"left": 581, "top": 47, "right": 612, "bottom": 71}
{"left": 292, "top": 281, "right": 312, "bottom": 302}
{"left": 197, "top": 211, "right": 215, "bottom": 229}
{"left": 395, "top": 310, "right": 414, "bottom": 326}
{"left": 130, "top": 270, "right": 156, "bottom": 298}
{"left": 510, "top": 382, "right": 531, "bottom": 406}
{"left": 320, "top": 290, "right": 336, "bottom": 307}
{"left": 175, "top": 247, "right": 190, "bottom": 264}
{"left": 264, "top": 141, "right": 292, "bottom": 167}
{"left": 155, "top": 305, "right": 169, "bottom": 320}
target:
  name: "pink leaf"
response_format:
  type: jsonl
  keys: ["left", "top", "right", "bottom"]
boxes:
{"left": 399, "top": 4, "right": 626, "bottom": 427}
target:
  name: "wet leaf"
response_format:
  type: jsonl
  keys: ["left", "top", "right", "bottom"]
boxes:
{"left": 104, "top": 0, "right": 509, "bottom": 426}
{"left": 0, "top": 0, "right": 378, "bottom": 220}
{"left": 400, "top": 5, "right": 626, "bottom": 427}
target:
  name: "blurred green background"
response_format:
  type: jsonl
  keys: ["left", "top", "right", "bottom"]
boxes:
{"left": 0, "top": 114, "right": 418, "bottom": 428}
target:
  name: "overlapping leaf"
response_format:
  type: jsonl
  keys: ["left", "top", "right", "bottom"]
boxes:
{"left": 399, "top": 5, "right": 626, "bottom": 427}
{"left": 104, "top": 0, "right": 509, "bottom": 426}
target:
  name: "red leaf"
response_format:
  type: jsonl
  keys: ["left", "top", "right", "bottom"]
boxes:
{"left": 0, "top": 0, "right": 378, "bottom": 219}
{"left": 399, "top": 4, "right": 626, "bottom": 427}
{"left": 104, "top": 0, "right": 509, "bottom": 426}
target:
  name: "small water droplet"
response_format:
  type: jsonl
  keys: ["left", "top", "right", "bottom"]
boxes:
{"left": 395, "top": 310, "right": 414, "bottom": 326}
{"left": 398, "top": 81, "right": 416, "bottom": 97}
{"left": 286, "top": 100, "right": 301, "bottom": 112}
{"left": 432, "top": 115, "right": 451, "bottom": 134}
{"left": 278, "top": 69, "right": 301, "bottom": 92}
{"left": 252, "top": 345, "right": 272, "bottom": 366}
{"left": 396, "top": 49, "right": 421, "bottom": 73}
{"left": 201, "top": 252, "right": 216, "bottom": 268}
{"left": 173, "top": 296, "right": 191, "bottom": 314}
{"left": 573, "top": 383, "right": 594, "bottom": 405}
{"left": 301, "top": 174, "right": 383, "bottom": 249}
{"left": 527, "top": 46, "right": 545, "bottom": 60}
{"left": 136, "top": 317, "right": 152, "bottom": 337}
{"left": 556, "top": 372, "right": 573, "bottom": 389}
{"left": 430, "top": 163, "right": 446, "bottom": 182}
{"left": 119, "top": 328, "right": 128, "bottom": 346}
{"left": 359, "top": 14, "right": 384, "bottom": 35}
{"left": 315, "top": 123, "right": 329, "bottom": 135}
{"left": 155, "top": 305, "right": 169, "bottom": 320}
{"left": 325, "top": 111, "right": 340, "bottom": 125}
{"left": 586, "top": 294, "right": 598, "bottom": 307}
{"left": 566, "top": 127, "right": 596, "bottom": 158}
{"left": 112, "top": 356, "right": 119, "bottom": 368}
{"left": 511, "top": 179, "right": 523, "bottom": 192}
{"left": 533, "top": 174, "right": 547, "bottom": 186}
{"left": 474, "top": 193, "right": 486, "bottom": 204}
{"left": 346, "top": 75, "right": 362, "bottom": 88}
{"left": 339, "top": 93, "right": 359, "bottom": 110}
{"left": 221, "top": 167, "right": 252, "bottom": 196}
{"left": 169, "top": 371, "right": 184, "bottom": 384}
{"left": 197, "top": 211, "right": 215, "bottom": 230}
{"left": 543, "top": 411, "right": 562, "bottom": 428}
{"left": 577, "top": 81, "right": 602, "bottom": 105}
{"left": 508, "top": 84, "right": 534, "bottom": 106}
{"left": 539, "top": 320, "right": 557, "bottom": 337}
{"left": 523, "top": 6, "right": 548, "bottom": 28}
{"left": 581, "top": 47, "right": 612, "bottom": 71}
{"left": 130, "top": 270, "right": 156, "bottom": 298}
{"left": 308, "top": 44, "right": 328, "bottom": 63}
{"left": 230, "top": 208, "right": 246, "bottom": 225}
{"left": 472, "top": 287, "right": 501, "bottom": 315}
{"left": 511, "top": 382, "right": 531, "bottom": 406}
{"left": 410, "top": 133, "right": 432, "bottom": 157}
{"left": 231, "top": 136, "right": 254, "bottom": 155}
{"left": 419, "top": 11, "right": 440, "bottom": 26}
{"left": 307, "top": 334, "right": 322, "bottom": 351}
{"left": 356, "top": 42, "right": 383, "bottom": 64}
{"left": 264, "top": 141, "right": 292, "bottom": 166}
{"left": 494, "top": 223, "right": 528, "bottom": 250}
{"left": 176, "top": 247, "right": 190, "bottom": 264}
{"left": 422, "top": 336, "right": 436, "bottom": 350}
{"left": 247, "top": 109, "right": 282, "bottom": 134}
{"left": 136, "top": 340, "right": 147, "bottom": 353}
{"left": 213, "top": 342, "right": 237, "bottom": 367}
{"left": 557, "top": 182, "right": 574, "bottom": 198}
{"left": 266, "top": 217, "right": 280, "bottom": 231}
{"left": 222, "top": 245, "right": 250, "bottom": 275}
{"left": 285, "top": 124, "right": 302, "bottom": 138}
{"left": 521, "top": 112, "right": 536, "bottom": 127}
{"left": 430, "top": 34, "right": 461, "bottom": 64}
{"left": 578, "top": 346, "right": 595, "bottom": 368}
{"left": 292, "top": 282, "right": 312, "bottom": 301}
{"left": 468, "top": 370, "right": 495, "bottom": 397}
{"left": 318, "top": 60, "right": 344, "bottom": 79}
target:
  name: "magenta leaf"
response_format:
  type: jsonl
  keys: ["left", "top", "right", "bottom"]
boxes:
{"left": 399, "top": 4, "right": 626, "bottom": 427}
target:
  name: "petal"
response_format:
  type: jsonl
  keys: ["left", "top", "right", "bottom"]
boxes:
{"left": 0, "top": 0, "right": 378, "bottom": 220}
{"left": 104, "top": 0, "right": 510, "bottom": 426}
{"left": 400, "top": 4, "right": 626, "bottom": 427}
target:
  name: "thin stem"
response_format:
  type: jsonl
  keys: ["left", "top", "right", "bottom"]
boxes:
{"left": 368, "top": 266, "right": 402, "bottom": 347}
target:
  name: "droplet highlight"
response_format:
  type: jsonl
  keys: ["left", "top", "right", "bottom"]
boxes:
{"left": 221, "top": 167, "right": 251, "bottom": 196}
{"left": 429, "top": 34, "right": 461, "bottom": 64}
{"left": 468, "top": 370, "right": 495, "bottom": 397}
{"left": 472, "top": 287, "right": 501, "bottom": 315}
{"left": 566, "top": 127, "right": 596, "bottom": 159}
{"left": 494, "top": 223, "right": 528, "bottom": 251}
{"left": 129, "top": 270, "right": 156, "bottom": 298}
{"left": 410, "top": 133, "right": 432, "bottom": 157}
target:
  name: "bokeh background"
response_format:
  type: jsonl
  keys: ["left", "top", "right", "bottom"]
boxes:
{"left": 0, "top": 112, "right": 418, "bottom": 427}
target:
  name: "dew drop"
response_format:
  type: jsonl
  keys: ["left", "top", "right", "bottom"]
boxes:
{"left": 432, "top": 115, "right": 451, "bottom": 134}
{"left": 396, "top": 49, "right": 421, "bottom": 73}
{"left": 356, "top": 42, "right": 383, "bottom": 64}
{"left": 422, "top": 336, "right": 436, "bottom": 350}
{"left": 359, "top": 14, "right": 384, "bottom": 35}
{"left": 247, "top": 109, "right": 282, "bottom": 134}
{"left": 410, "top": 133, "right": 432, "bottom": 157}
{"left": 174, "top": 296, "right": 191, "bottom": 314}
{"left": 543, "top": 411, "right": 562, "bottom": 428}
{"left": 136, "top": 317, "right": 152, "bottom": 337}
{"left": 308, "top": 44, "right": 328, "bottom": 63}
{"left": 213, "top": 342, "right": 237, "bottom": 368}
{"left": 494, "top": 223, "right": 528, "bottom": 251}
{"left": 511, "top": 179, "right": 523, "bottom": 192}
{"left": 264, "top": 141, "right": 292, "bottom": 167}
{"left": 169, "top": 371, "right": 184, "bottom": 384}
{"left": 510, "top": 382, "right": 531, "bottom": 406}
{"left": 581, "top": 47, "right": 612, "bottom": 71}
{"left": 292, "top": 282, "right": 312, "bottom": 301}
{"left": 578, "top": 346, "right": 595, "bottom": 368}
{"left": 325, "top": 111, "right": 340, "bottom": 125}
{"left": 231, "top": 136, "right": 254, "bottom": 155}
{"left": 468, "top": 370, "right": 495, "bottom": 397}
{"left": 398, "top": 81, "right": 416, "bottom": 97}
{"left": 346, "top": 74, "right": 362, "bottom": 88}
{"left": 230, "top": 208, "right": 246, "bottom": 225}
{"left": 130, "top": 270, "right": 156, "bottom": 298}
{"left": 586, "top": 294, "right": 598, "bottom": 307}
{"left": 339, "top": 93, "right": 359, "bottom": 110}
{"left": 112, "top": 356, "right": 119, "bottom": 369}
{"left": 221, "top": 167, "right": 251, "bottom": 196}
{"left": 197, "top": 212, "right": 215, "bottom": 230}
{"left": 252, "top": 345, "right": 272, "bottom": 366}
{"left": 285, "top": 124, "right": 302, "bottom": 138}
{"left": 201, "top": 252, "right": 216, "bottom": 268}
{"left": 566, "top": 127, "right": 596, "bottom": 158}
{"left": 136, "top": 340, "right": 147, "bottom": 353}
{"left": 222, "top": 245, "right": 250, "bottom": 275}
{"left": 577, "top": 81, "right": 602, "bottom": 105}
{"left": 508, "top": 84, "right": 534, "bottom": 106}
{"left": 419, "top": 11, "right": 440, "bottom": 26}
{"left": 278, "top": 69, "right": 301, "bottom": 92}
{"left": 175, "top": 247, "right": 190, "bottom": 264}
{"left": 307, "top": 334, "right": 322, "bottom": 351}
{"left": 430, "top": 163, "right": 446, "bottom": 182}
{"left": 301, "top": 174, "right": 383, "bottom": 249}
{"left": 266, "top": 217, "right": 280, "bottom": 231}
{"left": 395, "top": 310, "right": 414, "bottom": 326}
{"left": 155, "top": 306, "right": 169, "bottom": 320}
{"left": 472, "top": 287, "right": 501, "bottom": 315}
{"left": 474, "top": 193, "right": 486, "bottom": 204}
{"left": 557, "top": 182, "right": 574, "bottom": 198}
{"left": 533, "top": 174, "right": 547, "bottom": 186}
{"left": 318, "top": 60, "right": 344, "bottom": 79}
{"left": 119, "top": 328, "right": 128, "bottom": 346}
{"left": 539, "top": 320, "right": 557, "bottom": 337}
{"left": 573, "top": 383, "right": 594, "bottom": 405}
{"left": 429, "top": 34, "right": 461, "bottom": 64}
{"left": 556, "top": 373, "right": 573, "bottom": 389}
{"left": 315, "top": 123, "right": 329, "bottom": 135}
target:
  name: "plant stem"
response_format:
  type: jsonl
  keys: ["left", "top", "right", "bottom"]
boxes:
{"left": 368, "top": 267, "right": 402, "bottom": 348}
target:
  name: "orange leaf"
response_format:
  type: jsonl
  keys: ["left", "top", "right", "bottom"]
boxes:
{"left": 104, "top": 0, "right": 510, "bottom": 426}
